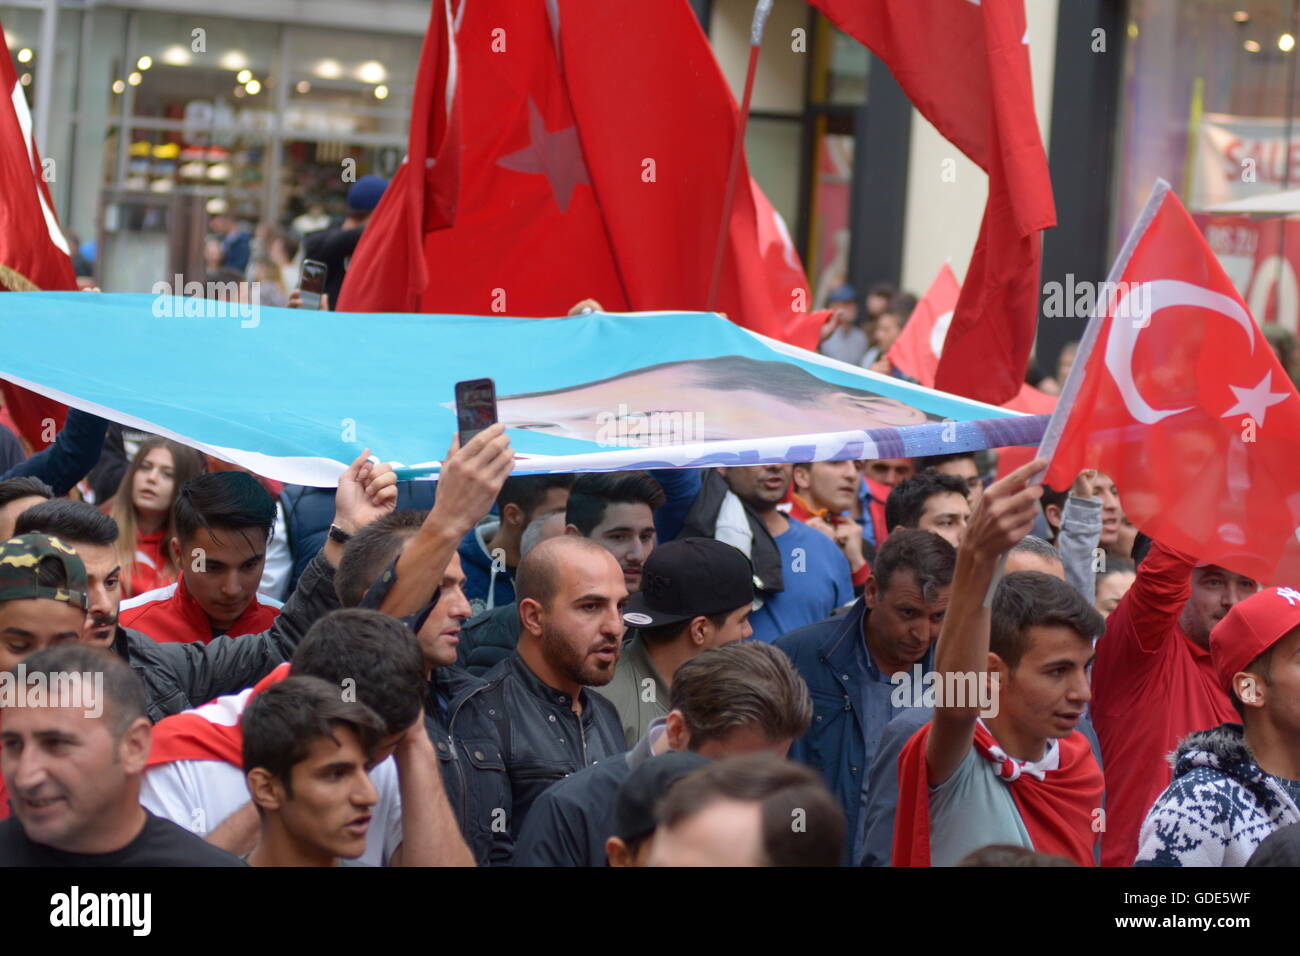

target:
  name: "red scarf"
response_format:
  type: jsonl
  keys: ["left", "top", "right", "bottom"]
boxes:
{"left": 145, "top": 663, "right": 292, "bottom": 768}
{"left": 892, "top": 720, "right": 1102, "bottom": 866}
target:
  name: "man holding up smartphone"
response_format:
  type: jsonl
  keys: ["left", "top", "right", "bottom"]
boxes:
{"left": 295, "top": 175, "right": 387, "bottom": 310}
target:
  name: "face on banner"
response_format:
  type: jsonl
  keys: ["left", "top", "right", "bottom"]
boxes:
{"left": 487, "top": 355, "right": 929, "bottom": 447}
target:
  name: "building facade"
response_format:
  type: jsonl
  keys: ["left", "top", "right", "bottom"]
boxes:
{"left": 5, "top": 0, "right": 1294, "bottom": 375}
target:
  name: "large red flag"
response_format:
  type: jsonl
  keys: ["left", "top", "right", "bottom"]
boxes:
{"left": 0, "top": 22, "right": 73, "bottom": 449}
{"left": 1041, "top": 182, "right": 1300, "bottom": 585}
{"left": 806, "top": 0, "right": 1055, "bottom": 404}
{"left": 339, "top": 0, "right": 821, "bottom": 349}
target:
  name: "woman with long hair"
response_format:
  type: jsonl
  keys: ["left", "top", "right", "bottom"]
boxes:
{"left": 110, "top": 437, "right": 206, "bottom": 598}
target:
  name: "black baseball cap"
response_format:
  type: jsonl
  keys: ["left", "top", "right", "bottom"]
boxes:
{"left": 622, "top": 537, "right": 755, "bottom": 629}
{"left": 614, "top": 751, "right": 710, "bottom": 843}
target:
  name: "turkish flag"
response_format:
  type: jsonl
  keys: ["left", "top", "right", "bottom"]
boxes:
{"left": 333, "top": 0, "right": 460, "bottom": 313}
{"left": 0, "top": 20, "right": 73, "bottom": 449}
{"left": 888, "top": 262, "right": 961, "bottom": 385}
{"left": 339, "top": 0, "right": 821, "bottom": 349}
{"left": 1042, "top": 184, "right": 1300, "bottom": 585}
{"left": 807, "top": 0, "right": 1055, "bottom": 403}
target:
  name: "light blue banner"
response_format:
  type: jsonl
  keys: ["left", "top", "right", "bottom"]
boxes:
{"left": 0, "top": 292, "right": 1034, "bottom": 485}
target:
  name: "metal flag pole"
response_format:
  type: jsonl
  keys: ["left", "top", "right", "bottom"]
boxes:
{"left": 982, "top": 177, "right": 1173, "bottom": 608}
{"left": 705, "top": 0, "right": 773, "bottom": 313}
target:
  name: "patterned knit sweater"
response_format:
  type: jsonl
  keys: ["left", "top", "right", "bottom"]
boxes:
{"left": 1134, "top": 723, "right": 1300, "bottom": 867}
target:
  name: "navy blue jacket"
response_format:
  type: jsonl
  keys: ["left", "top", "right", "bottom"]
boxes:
{"left": 426, "top": 665, "right": 514, "bottom": 865}
{"left": 1, "top": 409, "right": 108, "bottom": 495}
{"left": 280, "top": 480, "right": 437, "bottom": 592}
{"left": 775, "top": 598, "right": 933, "bottom": 863}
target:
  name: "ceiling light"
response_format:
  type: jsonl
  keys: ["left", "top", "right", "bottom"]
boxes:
{"left": 357, "top": 60, "right": 386, "bottom": 84}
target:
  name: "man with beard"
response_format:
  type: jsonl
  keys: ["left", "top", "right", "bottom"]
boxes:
{"left": 12, "top": 501, "right": 120, "bottom": 649}
{"left": 479, "top": 535, "right": 626, "bottom": 837}
{"left": 1090, "top": 538, "right": 1258, "bottom": 866}
{"left": 775, "top": 529, "right": 955, "bottom": 862}
{"left": 456, "top": 470, "right": 668, "bottom": 674}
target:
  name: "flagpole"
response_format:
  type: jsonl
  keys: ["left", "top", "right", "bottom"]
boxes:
{"left": 983, "top": 178, "right": 1172, "bottom": 608}
{"left": 1031, "top": 178, "right": 1172, "bottom": 477}
{"left": 705, "top": 0, "right": 773, "bottom": 312}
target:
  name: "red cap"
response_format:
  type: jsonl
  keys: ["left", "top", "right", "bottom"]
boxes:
{"left": 1210, "top": 586, "right": 1300, "bottom": 697}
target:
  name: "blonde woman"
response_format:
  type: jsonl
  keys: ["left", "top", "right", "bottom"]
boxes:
{"left": 110, "top": 437, "right": 205, "bottom": 598}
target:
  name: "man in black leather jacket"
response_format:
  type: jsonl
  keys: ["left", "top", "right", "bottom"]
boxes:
{"left": 478, "top": 535, "right": 627, "bottom": 839}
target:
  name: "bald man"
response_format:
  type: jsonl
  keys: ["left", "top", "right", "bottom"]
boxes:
{"left": 478, "top": 536, "right": 628, "bottom": 841}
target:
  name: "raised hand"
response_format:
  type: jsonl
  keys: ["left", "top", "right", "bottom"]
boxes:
{"left": 963, "top": 458, "right": 1047, "bottom": 560}
{"left": 333, "top": 448, "right": 398, "bottom": 535}
{"left": 427, "top": 423, "right": 514, "bottom": 539}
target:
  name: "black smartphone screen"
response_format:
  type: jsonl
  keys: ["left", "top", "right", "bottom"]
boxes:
{"left": 455, "top": 378, "right": 497, "bottom": 446}
{"left": 299, "top": 259, "right": 327, "bottom": 310}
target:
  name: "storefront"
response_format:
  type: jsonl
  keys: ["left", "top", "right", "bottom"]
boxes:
{"left": 4, "top": 0, "right": 868, "bottom": 299}
{"left": 1112, "top": 0, "right": 1300, "bottom": 336}
{"left": 2, "top": 0, "right": 423, "bottom": 291}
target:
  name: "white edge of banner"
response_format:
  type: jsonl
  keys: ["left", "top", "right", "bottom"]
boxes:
{"left": 1031, "top": 178, "right": 1172, "bottom": 485}
{"left": 0, "top": 371, "right": 350, "bottom": 487}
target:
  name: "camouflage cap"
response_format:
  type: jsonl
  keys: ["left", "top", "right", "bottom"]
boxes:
{"left": 0, "top": 534, "right": 89, "bottom": 611}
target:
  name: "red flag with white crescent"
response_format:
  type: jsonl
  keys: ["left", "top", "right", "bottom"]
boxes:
{"left": 1040, "top": 181, "right": 1300, "bottom": 585}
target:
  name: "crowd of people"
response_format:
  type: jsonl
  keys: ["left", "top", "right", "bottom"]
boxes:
{"left": 2, "top": 370, "right": 1297, "bottom": 870}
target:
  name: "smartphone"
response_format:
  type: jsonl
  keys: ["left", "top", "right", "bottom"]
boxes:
{"left": 299, "top": 259, "right": 327, "bottom": 310}
{"left": 455, "top": 378, "right": 497, "bottom": 446}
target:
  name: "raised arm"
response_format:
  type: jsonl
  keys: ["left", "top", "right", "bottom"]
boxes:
{"left": 1, "top": 408, "right": 109, "bottom": 495}
{"left": 1057, "top": 469, "right": 1103, "bottom": 603}
{"left": 389, "top": 710, "right": 475, "bottom": 867}
{"left": 377, "top": 424, "right": 513, "bottom": 619}
{"left": 926, "top": 459, "right": 1046, "bottom": 786}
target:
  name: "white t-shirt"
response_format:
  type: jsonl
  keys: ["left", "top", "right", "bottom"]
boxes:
{"left": 139, "top": 756, "right": 404, "bottom": 867}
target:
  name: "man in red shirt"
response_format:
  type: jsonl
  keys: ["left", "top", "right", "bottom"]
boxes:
{"left": 120, "top": 472, "right": 281, "bottom": 644}
{"left": 1090, "top": 538, "right": 1258, "bottom": 865}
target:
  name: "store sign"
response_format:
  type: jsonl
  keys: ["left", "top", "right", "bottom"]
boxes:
{"left": 1194, "top": 113, "right": 1300, "bottom": 208}
{"left": 1193, "top": 212, "right": 1298, "bottom": 333}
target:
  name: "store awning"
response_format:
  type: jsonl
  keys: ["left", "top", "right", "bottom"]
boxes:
{"left": 1206, "top": 188, "right": 1300, "bottom": 215}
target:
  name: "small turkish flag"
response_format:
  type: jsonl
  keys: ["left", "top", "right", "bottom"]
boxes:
{"left": 1041, "top": 181, "right": 1300, "bottom": 585}
{"left": 891, "top": 261, "right": 1056, "bottom": 478}
{"left": 0, "top": 19, "right": 73, "bottom": 449}
{"left": 888, "top": 262, "right": 961, "bottom": 386}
